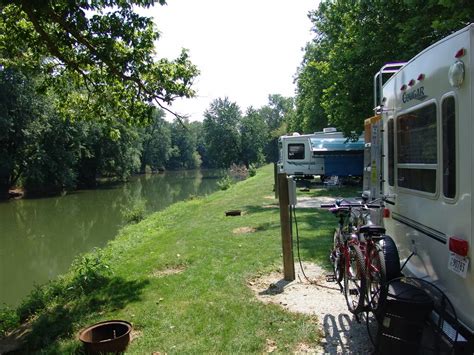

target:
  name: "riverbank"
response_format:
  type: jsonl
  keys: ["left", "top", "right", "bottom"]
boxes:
{"left": 0, "top": 165, "right": 348, "bottom": 353}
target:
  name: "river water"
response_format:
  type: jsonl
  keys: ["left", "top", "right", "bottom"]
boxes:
{"left": 0, "top": 169, "right": 225, "bottom": 306}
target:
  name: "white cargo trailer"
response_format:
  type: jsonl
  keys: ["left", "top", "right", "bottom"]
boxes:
{"left": 372, "top": 24, "right": 474, "bottom": 351}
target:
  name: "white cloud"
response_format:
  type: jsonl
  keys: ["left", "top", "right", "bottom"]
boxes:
{"left": 143, "top": 0, "right": 317, "bottom": 121}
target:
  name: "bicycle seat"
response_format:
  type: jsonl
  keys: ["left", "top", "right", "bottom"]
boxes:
{"left": 359, "top": 224, "right": 386, "bottom": 235}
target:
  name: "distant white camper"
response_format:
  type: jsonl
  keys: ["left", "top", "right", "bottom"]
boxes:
{"left": 277, "top": 132, "right": 325, "bottom": 178}
{"left": 369, "top": 24, "right": 474, "bottom": 351}
{"left": 278, "top": 128, "right": 364, "bottom": 180}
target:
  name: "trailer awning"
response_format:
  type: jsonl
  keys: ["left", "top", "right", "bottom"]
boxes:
{"left": 310, "top": 137, "right": 364, "bottom": 152}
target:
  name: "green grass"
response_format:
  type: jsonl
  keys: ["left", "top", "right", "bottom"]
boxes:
{"left": 3, "top": 165, "right": 360, "bottom": 353}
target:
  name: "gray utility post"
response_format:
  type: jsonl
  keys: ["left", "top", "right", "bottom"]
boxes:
{"left": 278, "top": 173, "right": 295, "bottom": 281}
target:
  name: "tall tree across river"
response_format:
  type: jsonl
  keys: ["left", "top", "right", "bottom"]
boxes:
{"left": 203, "top": 97, "right": 242, "bottom": 168}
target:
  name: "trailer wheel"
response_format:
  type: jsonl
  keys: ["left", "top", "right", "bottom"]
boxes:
{"left": 381, "top": 235, "right": 401, "bottom": 280}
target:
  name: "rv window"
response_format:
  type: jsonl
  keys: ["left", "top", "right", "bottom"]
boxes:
{"left": 288, "top": 143, "right": 305, "bottom": 160}
{"left": 442, "top": 96, "right": 456, "bottom": 198}
{"left": 396, "top": 103, "right": 437, "bottom": 193}
{"left": 388, "top": 119, "right": 394, "bottom": 186}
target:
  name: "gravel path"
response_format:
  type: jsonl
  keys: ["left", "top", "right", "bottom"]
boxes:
{"left": 295, "top": 196, "right": 336, "bottom": 209}
{"left": 249, "top": 262, "right": 376, "bottom": 354}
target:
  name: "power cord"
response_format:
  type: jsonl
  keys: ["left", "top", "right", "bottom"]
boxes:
{"left": 291, "top": 204, "right": 311, "bottom": 283}
{"left": 291, "top": 204, "right": 337, "bottom": 291}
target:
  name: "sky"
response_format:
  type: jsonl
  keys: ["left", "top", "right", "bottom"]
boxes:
{"left": 143, "top": 0, "right": 317, "bottom": 121}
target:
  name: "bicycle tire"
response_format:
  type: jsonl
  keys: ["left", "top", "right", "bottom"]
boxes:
{"left": 344, "top": 243, "right": 366, "bottom": 313}
{"left": 366, "top": 243, "right": 386, "bottom": 313}
{"left": 381, "top": 235, "right": 401, "bottom": 280}
{"left": 332, "top": 229, "right": 344, "bottom": 283}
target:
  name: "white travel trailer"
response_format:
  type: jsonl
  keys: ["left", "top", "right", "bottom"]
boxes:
{"left": 278, "top": 132, "right": 325, "bottom": 178}
{"left": 373, "top": 24, "right": 474, "bottom": 351}
{"left": 278, "top": 128, "right": 364, "bottom": 180}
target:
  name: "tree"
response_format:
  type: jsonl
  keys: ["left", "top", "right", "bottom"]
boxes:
{"left": 259, "top": 95, "right": 295, "bottom": 162}
{"left": 76, "top": 120, "right": 142, "bottom": 187}
{"left": 292, "top": 43, "right": 329, "bottom": 133}
{"left": 240, "top": 107, "right": 268, "bottom": 167}
{"left": 203, "top": 97, "right": 241, "bottom": 168}
{"left": 140, "top": 109, "right": 171, "bottom": 172}
{"left": 261, "top": 94, "right": 294, "bottom": 132}
{"left": 0, "top": 0, "right": 199, "bottom": 124}
{"left": 166, "top": 118, "right": 200, "bottom": 169}
{"left": 21, "top": 114, "right": 81, "bottom": 195}
{"left": 0, "top": 69, "right": 44, "bottom": 198}
{"left": 189, "top": 121, "right": 209, "bottom": 168}
{"left": 295, "top": 0, "right": 474, "bottom": 136}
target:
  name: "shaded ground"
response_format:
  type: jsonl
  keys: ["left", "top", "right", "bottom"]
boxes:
{"left": 248, "top": 262, "right": 375, "bottom": 354}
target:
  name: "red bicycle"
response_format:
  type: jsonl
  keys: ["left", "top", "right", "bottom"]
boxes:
{"left": 323, "top": 198, "right": 396, "bottom": 314}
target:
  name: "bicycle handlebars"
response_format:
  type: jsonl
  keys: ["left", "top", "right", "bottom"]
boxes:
{"left": 320, "top": 202, "right": 382, "bottom": 209}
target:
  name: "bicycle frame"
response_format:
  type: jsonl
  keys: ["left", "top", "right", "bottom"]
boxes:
{"left": 324, "top": 198, "right": 387, "bottom": 314}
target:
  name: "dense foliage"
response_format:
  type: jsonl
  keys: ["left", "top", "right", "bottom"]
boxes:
{"left": 0, "top": 66, "right": 294, "bottom": 198}
{"left": 6, "top": 0, "right": 470, "bottom": 197}
{"left": 0, "top": 1, "right": 297, "bottom": 199}
{"left": 293, "top": 0, "right": 474, "bottom": 136}
{"left": 0, "top": 0, "right": 199, "bottom": 124}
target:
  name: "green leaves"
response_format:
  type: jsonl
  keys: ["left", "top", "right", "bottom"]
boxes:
{"left": 0, "top": 0, "right": 199, "bottom": 124}
{"left": 294, "top": 0, "right": 474, "bottom": 136}
{"left": 203, "top": 98, "right": 242, "bottom": 168}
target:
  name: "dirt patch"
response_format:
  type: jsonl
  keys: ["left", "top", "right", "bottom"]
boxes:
{"left": 130, "top": 329, "right": 142, "bottom": 343}
{"left": 248, "top": 262, "right": 375, "bottom": 354}
{"left": 151, "top": 265, "right": 186, "bottom": 278}
{"left": 294, "top": 342, "right": 318, "bottom": 353}
{"left": 262, "top": 204, "right": 279, "bottom": 209}
{"left": 265, "top": 338, "right": 278, "bottom": 352}
{"left": 232, "top": 226, "right": 256, "bottom": 234}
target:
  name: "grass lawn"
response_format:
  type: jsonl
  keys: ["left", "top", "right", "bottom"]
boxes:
{"left": 3, "top": 165, "right": 361, "bottom": 353}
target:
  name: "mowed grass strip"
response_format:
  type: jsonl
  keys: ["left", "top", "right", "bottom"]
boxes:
{"left": 15, "top": 165, "right": 350, "bottom": 353}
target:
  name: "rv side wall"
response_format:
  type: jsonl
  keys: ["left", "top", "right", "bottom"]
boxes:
{"left": 381, "top": 25, "right": 474, "bottom": 337}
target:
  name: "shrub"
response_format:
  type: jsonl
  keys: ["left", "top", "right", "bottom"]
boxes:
{"left": 16, "top": 284, "right": 50, "bottom": 322}
{"left": 217, "top": 175, "right": 233, "bottom": 190}
{"left": 122, "top": 200, "right": 147, "bottom": 224}
{"left": 71, "top": 248, "right": 111, "bottom": 294}
{"left": 248, "top": 164, "right": 257, "bottom": 177}
{"left": 0, "top": 304, "right": 19, "bottom": 336}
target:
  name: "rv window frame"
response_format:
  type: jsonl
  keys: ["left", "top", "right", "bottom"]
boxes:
{"left": 287, "top": 143, "right": 306, "bottom": 160}
{"left": 395, "top": 99, "right": 438, "bottom": 197}
{"left": 440, "top": 93, "right": 458, "bottom": 202}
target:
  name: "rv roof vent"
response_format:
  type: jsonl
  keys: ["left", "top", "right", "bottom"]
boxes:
{"left": 291, "top": 132, "right": 300, "bottom": 136}
{"left": 323, "top": 127, "right": 337, "bottom": 133}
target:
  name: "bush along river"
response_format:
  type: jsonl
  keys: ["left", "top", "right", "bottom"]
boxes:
{"left": 0, "top": 169, "right": 226, "bottom": 306}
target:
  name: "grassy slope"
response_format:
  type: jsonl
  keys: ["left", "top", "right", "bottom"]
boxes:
{"left": 19, "top": 165, "right": 357, "bottom": 353}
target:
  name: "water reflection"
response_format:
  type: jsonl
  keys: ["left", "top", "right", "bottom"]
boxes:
{"left": 0, "top": 169, "right": 224, "bottom": 306}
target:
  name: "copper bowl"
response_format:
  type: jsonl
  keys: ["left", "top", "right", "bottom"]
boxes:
{"left": 79, "top": 320, "right": 132, "bottom": 354}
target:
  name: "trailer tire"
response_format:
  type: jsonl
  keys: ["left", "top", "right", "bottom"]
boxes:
{"left": 382, "top": 235, "right": 401, "bottom": 281}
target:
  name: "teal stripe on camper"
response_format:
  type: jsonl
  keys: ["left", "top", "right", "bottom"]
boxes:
{"left": 310, "top": 137, "right": 364, "bottom": 151}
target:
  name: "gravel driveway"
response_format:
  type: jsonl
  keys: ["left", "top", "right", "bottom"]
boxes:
{"left": 249, "top": 262, "right": 376, "bottom": 354}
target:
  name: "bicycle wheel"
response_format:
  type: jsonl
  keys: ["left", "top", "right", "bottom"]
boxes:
{"left": 366, "top": 242, "right": 386, "bottom": 312}
{"left": 343, "top": 243, "right": 366, "bottom": 313}
{"left": 331, "top": 230, "right": 344, "bottom": 283}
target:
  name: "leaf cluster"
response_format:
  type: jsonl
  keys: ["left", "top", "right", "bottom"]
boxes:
{"left": 0, "top": 0, "right": 199, "bottom": 123}
{"left": 294, "top": 0, "right": 474, "bottom": 136}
